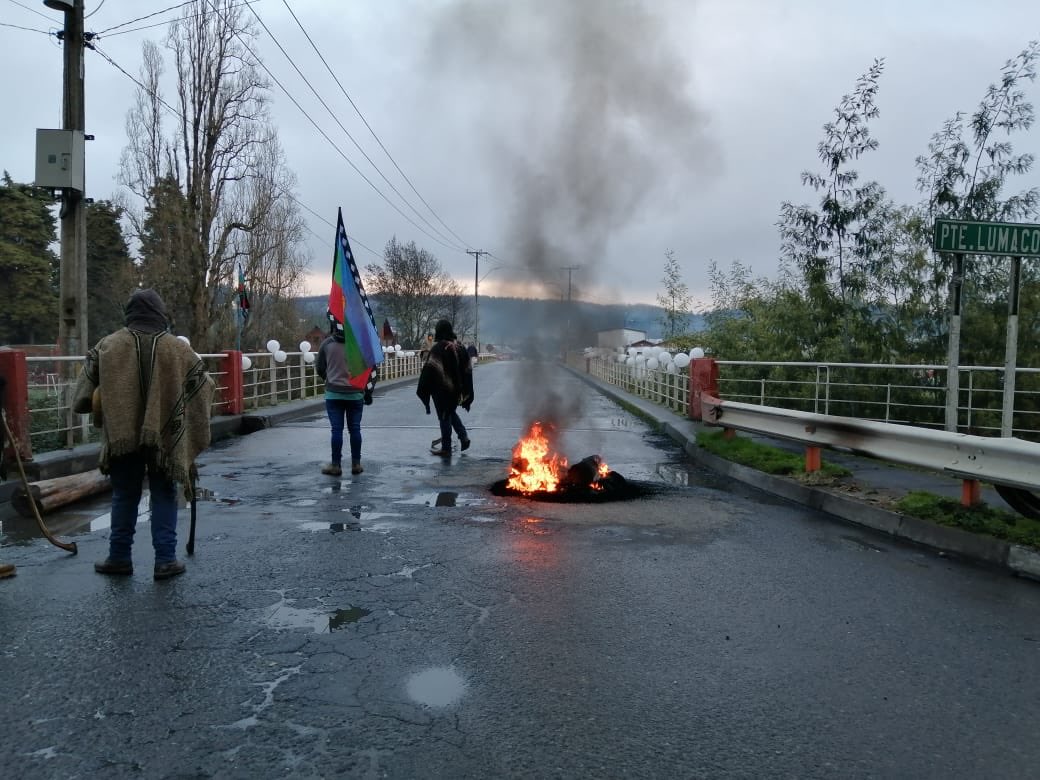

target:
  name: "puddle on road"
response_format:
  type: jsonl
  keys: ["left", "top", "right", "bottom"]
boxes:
{"left": 264, "top": 596, "right": 371, "bottom": 633}
{"left": 405, "top": 666, "right": 467, "bottom": 708}
{"left": 329, "top": 607, "right": 372, "bottom": 630}
{"left": 292, "top": 505, "right": 405, "bottom": 534}
{"left": 656, "top": 462, "right": 697, "bottom": 486}
{"left": 395, "top": 492, "right": 488, "bottom": 508}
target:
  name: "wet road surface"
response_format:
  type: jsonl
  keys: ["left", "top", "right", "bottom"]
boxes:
{"left": 3, "top": 361, "right": 1040, "bottom": 778}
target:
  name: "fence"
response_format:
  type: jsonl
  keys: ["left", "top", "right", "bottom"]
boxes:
{"left": 15, "top": 350, "right": 426, "bottom": 456}
{"left": 581, "top": 356, "right": 1040, "bottom": 441}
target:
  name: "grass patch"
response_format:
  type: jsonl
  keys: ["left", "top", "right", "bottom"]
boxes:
{"left": 696, "top": 430, "right": 851, "bottom": 479}
{"left": 696, "top": 431, "right": 1040, "bottom": 551}
{"left": 898, "top": 491, "right": 1040, "bottom": 550}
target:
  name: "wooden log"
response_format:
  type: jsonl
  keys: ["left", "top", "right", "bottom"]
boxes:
{"left": 12, "top": 470, "right": 111, "bottom": 517}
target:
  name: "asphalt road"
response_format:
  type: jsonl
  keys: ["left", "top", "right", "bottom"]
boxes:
{"left": 2, "top": 361, "right": 1040, "bottom": 779}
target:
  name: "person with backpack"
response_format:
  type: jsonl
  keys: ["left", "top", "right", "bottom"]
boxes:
{"left": 417, "top": 319, "right": 474, "bottom": 457}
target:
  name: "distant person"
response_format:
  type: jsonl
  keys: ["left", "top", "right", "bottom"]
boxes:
{"left": 417, "top": 319, "right": 474, "bottom": 457}
{"left": 72, "top": 289, "right": 214, "bottom": 580}
{"left": 420, "top": 332, "right": 434, "bottom": 363}
{"left": 467, "top": 343, "right": 479, "bottom": 363}
{"left": 316, "top": 316, "right": 373, "bottom": 476}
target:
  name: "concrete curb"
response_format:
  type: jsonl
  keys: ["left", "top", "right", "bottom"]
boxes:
{"left": 567, "top": 365, "right": 1040, "bottom": 582}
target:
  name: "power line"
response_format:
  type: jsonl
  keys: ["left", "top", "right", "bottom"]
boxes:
{"left": 6, "top": 0, "right": 53, "bottom": 22}
{"left": 0, "top": 20, "right": 51, "bottom": 33}
{"left": 94, "top": 2, "right": 496, "bottom": 261}
{"left": 279, "top": 0, "right": 472, "bottom": 252}
{"left": 242, "top": 1, "right": 467, "bottom": 253}
{"left": 84, "top": 0, "right": 106, "bottom": 19}
{"left": 98, "top": 0, "right": 258, "bottom": 38}
{"left": 198, "top": 0, "right": 465, "bottom": 255}
{"left": 90, "top": 43, "right": 381, "bottom": 263}
{"left": 94, "top": 0, "right": 194, "bottom": 35}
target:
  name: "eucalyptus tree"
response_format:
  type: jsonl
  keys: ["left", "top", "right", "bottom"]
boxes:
{"left": 778, "top": 59, "right": 890, "bottom": 359}
{"left": 914, "top": 41, "right": 1040, "bottom": 366}
{"left": 657, "top": 249, "right": 693, "bottom": 340}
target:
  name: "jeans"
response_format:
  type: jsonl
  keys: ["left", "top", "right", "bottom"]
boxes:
{"left": 326, "top": 398, "right": 364, "bottom": 464}
{"left": 108, "top": 454, "right": 179, "bottom": 564}
{"left": 437, "top": 405, "right": 468, "bottom": 451}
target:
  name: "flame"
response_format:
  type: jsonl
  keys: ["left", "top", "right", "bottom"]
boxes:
{"left": 506, "top": 423, "right": 613, "bottom": 494}
{"left": 507, "top": 422, "right": 568, "bottom": 493}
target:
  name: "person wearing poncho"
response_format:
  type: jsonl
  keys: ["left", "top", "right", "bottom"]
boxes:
{"left": 417, "top": 319, "right": 474, "bottom": 457}
{"left": 72, "top": 289, "right": 214, "bottom": 580}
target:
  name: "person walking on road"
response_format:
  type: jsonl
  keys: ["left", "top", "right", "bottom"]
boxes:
{"left": 316, "top": 317, "right": 372, "bottom": 476}
{"left": 417, "top": 319, "right": 474, "bottom": 457}
{"left": 72, "top": 289, "right": 214, "bottom": 580}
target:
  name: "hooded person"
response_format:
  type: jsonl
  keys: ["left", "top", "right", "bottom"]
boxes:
{"left": 315, "top": 315, "right": 372, "bottom": 476}
{"left": 72, "top": 288, "right": 214, "bottom": 580}
{"left": 417, "top": 319, "right": 474, "bottom": 457}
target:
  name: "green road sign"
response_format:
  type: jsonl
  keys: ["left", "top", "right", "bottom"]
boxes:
{"left": 933, "top": 218, "right": 1040, "bottom": 258}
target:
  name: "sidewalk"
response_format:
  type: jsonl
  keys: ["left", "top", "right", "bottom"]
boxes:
{"left": 570, "top": 368, "right": 1040, "bottom": 582}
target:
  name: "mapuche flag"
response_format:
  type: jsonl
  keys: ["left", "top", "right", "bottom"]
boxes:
{"left": 237, "top": 264, "right": 250, "bottom": 320}
{"left": 328, "top": 208, "right": 383, "bottom": 390}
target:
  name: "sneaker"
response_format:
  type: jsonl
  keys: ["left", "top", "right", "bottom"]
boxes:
{"left": 430, "top": 447, "right": 451, "bottom": 457}
{"left": 154, "top": 560, "right": 186, "bottom": 580}
{"left": 0, "top": 562, "right": 16, "bottom": 579}
{"left": 351, "top": 461, "right": 364, "bottom": 475}
{"left": 94, "top": 558, "right": 133, "bottom": 576}
{"left": 321, "top": 463, "right": 342, "bottom": 476}
{"left": 460, "top": 437, "right": 471, "bottom": 451}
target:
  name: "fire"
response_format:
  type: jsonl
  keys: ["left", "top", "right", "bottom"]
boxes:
{"left": 506, "top": 422, "right": 612, "bottom": 494}
{"left": 507, "top": 422, "right": 568, "bottom": 493}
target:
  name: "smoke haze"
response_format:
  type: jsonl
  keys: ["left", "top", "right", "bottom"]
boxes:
{"left": 425, "top": 0, "right": 716, "bottom": 430}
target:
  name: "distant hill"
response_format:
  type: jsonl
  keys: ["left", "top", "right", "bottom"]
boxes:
{"left": 295, "top": 294, "right": 704, "bottom": 346}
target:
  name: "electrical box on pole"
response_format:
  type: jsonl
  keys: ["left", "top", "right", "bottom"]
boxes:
{"left": 34, "top": 129, "right": 85, "bottom": 191}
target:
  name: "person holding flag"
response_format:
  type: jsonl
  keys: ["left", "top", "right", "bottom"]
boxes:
{"left": 236, "top": 264, "right": 250, "bottom": 352}
{"left": 316, "top": 209, "right": 383, "bottom": 476}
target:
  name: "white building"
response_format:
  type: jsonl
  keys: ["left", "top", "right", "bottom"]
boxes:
{"left": 597, "top": 328, "right": 646, "bottom": 349}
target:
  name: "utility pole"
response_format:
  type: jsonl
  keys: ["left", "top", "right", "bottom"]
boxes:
{"left": 46, "top": 0, "right": 88, "bottom": 362}
{"left": 467, "top": 249, "right": 488, "bottom": 352}
{"left": 560, "top": 265, "right": 580, "bottom": 302}
{"left": 560, "top": 265, "right": 580, "bottom": 355}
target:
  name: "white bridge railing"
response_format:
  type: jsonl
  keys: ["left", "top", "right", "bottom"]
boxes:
{"left": 581, "top": 356, "right": 1040, "bottom": 440}
{"left": 24, "top": 351, "right": 427, "bottom": 454}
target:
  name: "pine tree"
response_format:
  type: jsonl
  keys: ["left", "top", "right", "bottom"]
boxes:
{"left": 86, "top": 200, "right": 135, "bottom": 344}
{"left": 0, "top": 172, "right": 58, "bottom": 344}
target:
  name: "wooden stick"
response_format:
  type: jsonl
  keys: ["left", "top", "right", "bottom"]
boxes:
{"left": 0, "top": 410, "right": 78, "bottom": 554}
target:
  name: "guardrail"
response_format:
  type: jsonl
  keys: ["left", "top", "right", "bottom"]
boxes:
{"left": 700, "top": 392, "right": 1040, "bottom": 518}
{"left": 577, "top": 353, "right": 1040, "bottom": 516}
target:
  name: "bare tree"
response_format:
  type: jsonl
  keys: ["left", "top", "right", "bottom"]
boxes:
{"left": 119, "top": 0, "right": 305, "bottom": 351}
{"left": 365, "top": 237, "right": 471, "bottom": 348}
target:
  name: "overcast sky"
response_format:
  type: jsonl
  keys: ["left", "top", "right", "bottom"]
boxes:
{"left": 2, "top": 0, "right": 1038, "bottom": 308}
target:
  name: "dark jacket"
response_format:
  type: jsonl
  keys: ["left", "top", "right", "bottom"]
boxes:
{"left": 417, "top": 339, "right": 474, "bottom": 414}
